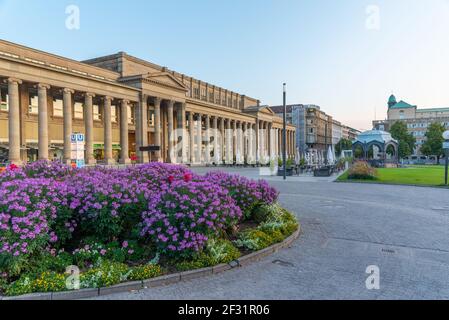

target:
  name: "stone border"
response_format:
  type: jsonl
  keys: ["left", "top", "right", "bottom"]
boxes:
{"left": 335, "top": 179, "right": 449, "bottom": 190}
{"left": 1, "top": 227, "right": 300, "bottom": 301}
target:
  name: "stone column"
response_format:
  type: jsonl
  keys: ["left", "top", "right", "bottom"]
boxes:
{"left": 7, "top": 78, "right": 22, "bottom": 165}
{"left": 120, "top": 99, "right": 131, "bottom": 164}
{"left": 167, "top": 100, "right": 174, "bottom": 163}
{"left": 274, "top": 129, "right": 278, "bottom": 158}
{"left": 255, "top": 119, "right": 260, "bottom": 164}
{"left": 263, "top": 122, "right": 267, "bottom": 159}
{"left": 37, "top": 83, "right": 50, "bottom": 160}
{"left": 220, "top": 117, "right": 225, "bottom": 164}
{"left": 136, "top": 94, "right": 149, "bottom": 163}
{"left": 103, "top": 96, "right": 114, "bottom": 165}
{"left": 226, "top": 119, "right": 232, "bottom": 164}
{"left": 196, "top": 113, "right": 202, "bottom": 164}
{"left": 268, "top": 123, "right": 273, "bottom": 159}
{"left": 236, "top": 121, "right": 242, "bottom": 164}
{"left": 205, "top": 114, "right": 210, "bottom": 164}
{"left": 179, "top": 103, "right": 187, "bottom": 163}
{"left": 213, "top": 116, "right": 218, "bottom": 164}
{"left": 247, "top": 123, "right": 252, "bottom": 163}
{"left": 232, "top": 120, "right": 237, "bottom": 163}
{"left": 84, "top": 93, "right": 96, "bottom": 165}
{"left": 63, "top": 88, "right": 74, "bottom": 165}
{"left": 154, "top": 98, "right": 162, "bottom": 161}
{"left": 189, "top": 112, "right": 195, "bottom": 164}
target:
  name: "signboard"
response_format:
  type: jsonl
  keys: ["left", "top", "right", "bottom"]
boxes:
{"left": 71, "top": 133, "right": 85, "bottom": 168}
{"left": 443, "top": 142, "right": 449, "bottom": 150}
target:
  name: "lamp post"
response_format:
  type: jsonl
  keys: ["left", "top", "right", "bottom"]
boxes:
{"left": 283, "top": 83, "right": 287, "bottom": 180}
{"left": 443, "top": 130, "right": 449, "bottom": 186}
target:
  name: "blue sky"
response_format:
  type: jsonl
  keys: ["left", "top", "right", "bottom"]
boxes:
{"left": 1, "top": 0, "right": 449, "bottom": 130}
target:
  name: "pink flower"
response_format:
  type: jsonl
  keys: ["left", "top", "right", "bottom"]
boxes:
{"left": 183, "top": 173, "right": 193, "bottom": 183}
{"left": 122, "top": 241, "right": 128, "bottom": 248}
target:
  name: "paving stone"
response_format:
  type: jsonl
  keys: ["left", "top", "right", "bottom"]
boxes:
{"left": 52, "top": 288, "right": 99, "bottom": 300}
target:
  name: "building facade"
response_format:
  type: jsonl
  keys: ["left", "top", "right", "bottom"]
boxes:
{"left": 0, "top": 39, "right": 296, "bottom": 165}
{"left": 373, "top": 95, "right": 449, "bottom": 155}
{"left": 270, "top": 104, "right": 359, "bottom": 154}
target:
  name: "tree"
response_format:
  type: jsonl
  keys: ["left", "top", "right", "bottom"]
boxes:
{"left": 389, "top": 121, "right": 415, "bottom": 158}
{"left": 335, "top": 138, "right": 353, "bottom": 157}
{"left": 421, "top": 122, "right": 445, "bottom": 164}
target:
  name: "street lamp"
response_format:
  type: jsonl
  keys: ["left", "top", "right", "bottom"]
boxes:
{"left": 283, "top": 83, "right": 287, "bottom": 180}
{"left": 443, "top": 130, "right": 449, "bottom": 186}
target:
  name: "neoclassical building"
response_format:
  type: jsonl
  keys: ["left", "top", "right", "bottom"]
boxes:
{"left": 0, "top": 39, "right": 296, "bottom": 165}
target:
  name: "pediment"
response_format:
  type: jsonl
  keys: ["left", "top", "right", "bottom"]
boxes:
{"left": 145, "top": 72, "right": 188, "bottom": 92}
{"left": 243, "top": 105, "right": 275, "bottom": 116}
{"left": 260, "top": 106, "right": 275, "bottom": 115}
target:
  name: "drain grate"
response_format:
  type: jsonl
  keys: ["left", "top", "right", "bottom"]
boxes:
{"left": 272, "top": 260, "right": 295, "bottom": 267}
{"left": 382, "top": 248, "right": 395, "bottom": 254}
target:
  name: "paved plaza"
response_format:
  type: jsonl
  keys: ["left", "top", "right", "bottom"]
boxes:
{"left": 93, "top": 167, "right": 449, "bottom": 300}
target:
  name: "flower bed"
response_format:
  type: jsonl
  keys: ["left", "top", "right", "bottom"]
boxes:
{"left": 0, "top": 161, "right": 298, "bottom": 297}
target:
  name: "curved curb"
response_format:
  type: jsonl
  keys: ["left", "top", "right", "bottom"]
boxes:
{"left": 1, "top": 227, "right": 300, "bottom": 300}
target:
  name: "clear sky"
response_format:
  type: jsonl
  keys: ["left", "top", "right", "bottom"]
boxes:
{"left": 1, "top": 0, "right": 449, "bottom": 130}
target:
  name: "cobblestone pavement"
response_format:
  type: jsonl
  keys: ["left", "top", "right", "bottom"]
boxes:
{"left": 92, "top": 167, "right": 449, "bottom": 300}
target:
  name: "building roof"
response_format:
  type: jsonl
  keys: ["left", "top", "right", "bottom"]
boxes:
{"left": 388, "top": 94, "right": 397, "bottom": 104}
{"left": 389, "top": 100, "right": 416, "bottom": 109}
{"left": 354, "top": 130, "right": 398, "bottom": 145}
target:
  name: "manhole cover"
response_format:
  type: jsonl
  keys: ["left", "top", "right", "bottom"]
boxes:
{"left": 272, "top": 260, "right": 295, "bottom": 267}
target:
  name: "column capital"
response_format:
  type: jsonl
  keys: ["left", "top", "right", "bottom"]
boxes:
{"left": 167, "top": 100, "right": 175, "bottom": 108}
{"left": 6, "top": 78, "right": 22, "bottom": 85}
{"left": 153, "top": 96, "right": 162, "bottom": 104}
{"left": 120, "top": 99, "right": 130, "bottom": 105}
{"left": 102, "top": 95, "right": 113, "bottom": 103}
{"left": 63, "top": 88, "right": 75, "bottom": 94}
{"left": 84, "top": 92, "right": 96, "bottom": 98}
{"left": 37, "top": 83, "right": 50, "bottom": 90}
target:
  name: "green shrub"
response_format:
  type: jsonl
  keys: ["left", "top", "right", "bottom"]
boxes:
{"left": 6, "top": 272, "right": 66, "bottom": 296}
{"left": 252, "top": 203, "right": 299, "bottom": 237}
{"left": 128, "top": 264, "right": 162, "bottom": 281}
{"left": 235, "top": 204, "right": 299, "bottom": 251}
{"left": 80, "top": 261, "right": 130, "bottom": 288}
{"left": 234, "top": 230, "right": 274, "bottom": 251}
{"left": 26, "top": 252, "right": 73, "bottom": 276}
{"left": 175, "top": 238, "right": 241, "bottom": 271}
{"left": 348, "top": 161, "right": 378, "bottom": 180}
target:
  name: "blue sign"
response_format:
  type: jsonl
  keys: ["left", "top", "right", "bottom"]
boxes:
{"left": 443, "top": 142, "right": 449, "bottom": 150}
{"left": 71, "top": 133, "right": 85, "bottom": 143}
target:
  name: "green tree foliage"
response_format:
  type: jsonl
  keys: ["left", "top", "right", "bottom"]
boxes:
{"left": 421, "top": 122, "right": 445, "bottom": 164}
{"left": 335, "top": 138, "right": 353, "bottom": 157}
{"left": 389, "top": 121, "right": 415, "bottom": 158}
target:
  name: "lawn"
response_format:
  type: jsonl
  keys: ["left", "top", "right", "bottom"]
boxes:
{"left": 338, "top": 165, "right": 448, "bottom": 187}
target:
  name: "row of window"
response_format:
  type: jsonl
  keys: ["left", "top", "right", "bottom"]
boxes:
{"left": 191, "top": 87, "right": 241, "bottom": 108}
{"left": 407, "top": 122, "right": 449, "bottom": 129}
